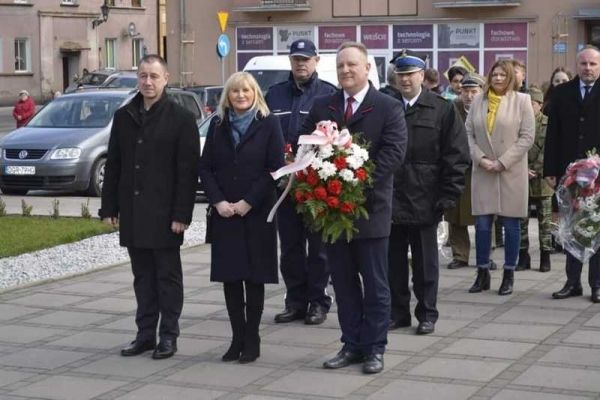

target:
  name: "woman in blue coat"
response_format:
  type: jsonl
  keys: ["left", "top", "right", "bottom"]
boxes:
{"left": 199, "top": 72, "right": 285, "bottom": 363}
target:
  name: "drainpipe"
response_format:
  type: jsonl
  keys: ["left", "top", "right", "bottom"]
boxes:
{"left": 179, "top": 0, "right": 185, "bottom": 87}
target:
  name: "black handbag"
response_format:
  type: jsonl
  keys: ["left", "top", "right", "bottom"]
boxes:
{"left": 205, "top": 205, "right": 214, "bottom": 244}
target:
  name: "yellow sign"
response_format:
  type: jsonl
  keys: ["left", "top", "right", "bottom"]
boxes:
{"left": 218, "top": 12, "right": 228, "bottom": 33}
{"left": 443, "top": 55, "right": 476, "bottom": 81}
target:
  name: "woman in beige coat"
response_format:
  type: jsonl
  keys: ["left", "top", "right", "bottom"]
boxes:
{"left": 466, "top": 60, "right": 535, "bottom": 296}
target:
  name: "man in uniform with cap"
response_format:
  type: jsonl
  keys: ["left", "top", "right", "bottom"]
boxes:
{"left": 517, "top": 87, "right": 553, "bottom": 272}
{"left": 266, "top": 39, "right": 337, "bottom": 325}
{"left": 445, "top": 73, "right": 499, "bottom": 270}
{"left": 388, "top": 49, "right": 470, "bottom": 334}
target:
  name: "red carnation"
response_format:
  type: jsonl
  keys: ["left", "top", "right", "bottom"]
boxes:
{"left": 306, "top": 172, "right": 319, "bottom": 187}
{"left": 334, "top": 156, "right": 347, "bottom": 170}
{"left": 285, "top": 143, "right": 293, "bottom": 154}
{"left": 340, "top": 202, "right": 355, "bottom": 214}
{"left": 327, "top": 180, "right": 343, "bottom": 196}
{"left": 294, "top": 190, "right": 305, "bottom": 204}
{"left": 326, "top": 196, "right": 339, "bottom": 208}
{"left": 314, "top": 186, "right": 327, "bottom": 200}
{"left": 296, "top": 171, "right": 306, "bottom": 181}
{"left": 304, "top": 191, "right": 314, "bottom": 201}
{"left": 355, "top": 168, "right": 367, "bottom": 182}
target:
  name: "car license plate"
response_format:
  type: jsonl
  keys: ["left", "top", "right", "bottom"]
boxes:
{"left": 5, "top": 166, "right": 35, "bottom": 175}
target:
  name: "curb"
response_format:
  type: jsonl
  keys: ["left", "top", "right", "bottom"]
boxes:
{"left": 0, "top": 242, "right": 208, "bottom": 295}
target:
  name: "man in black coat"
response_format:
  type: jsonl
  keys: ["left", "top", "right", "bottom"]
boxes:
{"left": 544, "top": 45, "right": 600, "bottom": 303}
{"left": 265, "top": 40, "right": 336, "bottom": 325}
{"left": 388, "top": 50, "right": 470, "bottom": 335}
{"left": 297, "top": 42, "right": 407, "bottom": 374}
{"left": 100, "top": 54, "right": 200, "bottom": 359}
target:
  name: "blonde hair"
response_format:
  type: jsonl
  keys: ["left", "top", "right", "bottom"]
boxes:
{"left": 217, "top": 71, "right": 269, "bottom": 118}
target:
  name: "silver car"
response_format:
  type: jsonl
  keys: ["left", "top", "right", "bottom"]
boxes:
{"left": 0, "top": 88, "right": 207, "bottom": 197}
{"left": 0, "top": 90, "right": 135, "bottom": 196}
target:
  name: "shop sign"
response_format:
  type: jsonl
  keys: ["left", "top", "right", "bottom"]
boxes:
{"left": 237, "top": 27, "right": 273, "bottom": 51}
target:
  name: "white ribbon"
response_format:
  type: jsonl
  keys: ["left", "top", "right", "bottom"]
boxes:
{"left": 267, "top": 121, "right": 352, "bottom": 222}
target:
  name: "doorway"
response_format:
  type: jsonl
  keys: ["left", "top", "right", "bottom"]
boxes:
{"left": 61, "top": 53, "right": 80, "bottom": 91}
{"left": 587, "top": 22, "right": 600, "bottom": 48}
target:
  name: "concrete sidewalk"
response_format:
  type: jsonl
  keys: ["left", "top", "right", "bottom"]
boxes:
{"left": 0, "top": 229, "right": 598, "bottom": 399}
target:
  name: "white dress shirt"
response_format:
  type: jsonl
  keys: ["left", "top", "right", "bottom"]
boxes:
{"left": 580, "top": 80, "right": 596, "bottom": 99}
{"left": 344, "top": 83, "right": 370, "bottom": 115}
{"left": 402, "top": 87, "right": 422, "bottom": 109}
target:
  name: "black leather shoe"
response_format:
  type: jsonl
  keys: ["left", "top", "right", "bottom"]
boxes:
{"left": 152, "top": 339, "right": 177, "bottom": 359}
{"left": 305, "top": 304, "right": 327, "bottom": 325}
{"left": 552, "top": 282, "right": 583, "bottom": 299}
{"left": 120, "top": 340, "right": 156, "bottom": 357}
{"left": 323, "top": 350, "right": 363, "bottom": 369}
{"left": 515, "top": 249, "right": 531, "bottom": 271}
{"left": 592, "top": 288, "right": 600, "bottom": 303}
{"left": 416, "top": 321, "right": 435, "bottom": 335}
{"left": 274, "top": 306, "right": 305, "bottom": 323}
{"left": 389, "top": 316, "right": 411, "bottom": 330}
{"left": 447, "top": 259, "right": 469, "bottom": 269}
{"left": 362, "top": 354, "right": 384, "bottom": 374}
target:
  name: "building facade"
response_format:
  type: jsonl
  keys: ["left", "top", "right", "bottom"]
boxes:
{"left": 0, "top": 0, "right": 158, "bottom": 105}
{"left": 166, "top": 0, "right": 600, "bottom": 89}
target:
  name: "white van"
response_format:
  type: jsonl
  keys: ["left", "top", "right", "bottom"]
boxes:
{"left": 243, "top": 53, "right": 381, "bottom": 93}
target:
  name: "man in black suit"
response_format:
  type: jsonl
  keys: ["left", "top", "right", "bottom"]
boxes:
{"left": 297, "top": 41, "right": 407, "bottom": 374}
{"left": 544, "top": 45, "right": 600, "bottom": 303}
{"left": 100, "top": 54, "right": 200, "bottom": 359}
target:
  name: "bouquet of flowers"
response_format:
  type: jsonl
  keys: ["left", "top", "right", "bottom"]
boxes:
{"left": 554, "top": 150, "right": 600, "bottom": 262}
{"left": 269, "top": 121, "right": 375, "bottom": 243}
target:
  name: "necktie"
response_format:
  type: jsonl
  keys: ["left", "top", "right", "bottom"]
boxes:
{"left": 405, "top": 102, "right": 410, "bottom": 111}
{"left": 584, "top": 85, "right": 591, "bottom": 100}
{"left": 344, "top": 96, "right": 355, "bottom": 122}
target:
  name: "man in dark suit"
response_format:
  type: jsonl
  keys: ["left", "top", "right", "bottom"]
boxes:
{"left": 100, "top": 54, "right": 200, "bottom": 359}
{"left": 297, "top": 41, "right": 407, "bottom": 374}
{"left": 266, "top": 40, "right": 336, "bottom": 326}
{"left": 544, "top": 45, "right": 600, "bottom": 303}
{"left": 387, "top": 50, "right": 470, "bottom": 335}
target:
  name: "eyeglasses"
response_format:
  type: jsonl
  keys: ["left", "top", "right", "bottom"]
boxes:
{"left": 491, "top": 73, "right": 508, "bottom": 79}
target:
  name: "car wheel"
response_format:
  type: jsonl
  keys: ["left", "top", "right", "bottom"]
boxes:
{"left": 87, "top": 157, "right": 106, "bottom": 197}
{"left": 0, "top": 187, "right": 28, "bottom": 196}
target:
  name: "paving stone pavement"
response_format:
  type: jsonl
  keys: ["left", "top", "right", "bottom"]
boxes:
{"left": 0, "top": 224, "right": 599, "bottom": 399}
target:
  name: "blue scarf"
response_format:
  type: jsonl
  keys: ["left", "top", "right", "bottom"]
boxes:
{"left": 228, "top": 108, "right": 255, "bottom": 147}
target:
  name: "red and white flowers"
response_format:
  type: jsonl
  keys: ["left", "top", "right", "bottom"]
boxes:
{"left": 269, "top": 120, "right": 375, "bottom": 243}
{"left": 555, "top": 151, "right": 600, "bottom": 262}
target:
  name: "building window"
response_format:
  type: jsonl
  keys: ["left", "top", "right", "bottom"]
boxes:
{"left": 107, "top": 0, "right": 115, "bottom": 6}
{"left": 106, "top": 38, "right": 117, "bottom": 69}
{"left": 132, "top": 0, "right": 142, "bottom": 7}
{"left": 61, "top": 0, "right": 75, "bottom": 4}
{"left": 13, "top": 0, "right": 28, "bottom": 4}
{"left": 132, "top": 39, "right": 144, "bottom": 68}
{"left": 14, "top": 38, "right": 30, "bottom": 72}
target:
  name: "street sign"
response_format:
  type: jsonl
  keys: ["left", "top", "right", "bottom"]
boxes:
{"left": 217, "top": 34, "right": 230, "bottom": 58}
{"left": 553, "top": 42, "right": 567, "bottom": 54}
{"left": 218, "top": 11, "right": 228, "bottom": 33}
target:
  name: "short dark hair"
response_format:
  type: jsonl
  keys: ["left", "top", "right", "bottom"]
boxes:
{"left": 139, "top": 54, "right": 168, "bottom": 71}
{"left": 448, "top": 66, "right": 468, "bottom": 82}
{"left": 337, "top": 41, "right": 368, "bottom": 58}
{"left": 424, "top": 68, "right": 439, "bottom": 85}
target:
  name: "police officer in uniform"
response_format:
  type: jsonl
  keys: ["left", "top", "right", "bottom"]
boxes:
{"left": 517, "top": 87, "right": 553, "bottom": 272}
{"left": 388, "top": 50, "right": 470, "bottom": 334}
{"left": 266, "top": 40, "right": 337, "bottom": 325}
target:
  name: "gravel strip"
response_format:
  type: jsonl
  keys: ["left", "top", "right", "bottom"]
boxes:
{"left": 0, "top": 221, "right": 207, "bottom": 290}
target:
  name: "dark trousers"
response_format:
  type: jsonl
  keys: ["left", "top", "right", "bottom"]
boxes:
{"left": 127, "top": 247, "right": 183, "bottom": 341}
{"left": 277, "top": 196, "right": 331, "bottom": 311}
{"left": 566, "top": 252, "right": 600, "bottom": 289}
{"left": 388, "top": 224, "right": 439, "bottom": 324}
{"left": 327, "top": 237, "right": 390, "bottom": 355}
